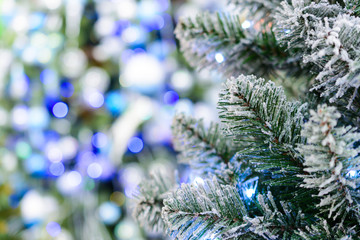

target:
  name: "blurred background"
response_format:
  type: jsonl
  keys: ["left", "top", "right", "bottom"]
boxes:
{"left": 0, "top": 0, "right": 226, "bottom": 239}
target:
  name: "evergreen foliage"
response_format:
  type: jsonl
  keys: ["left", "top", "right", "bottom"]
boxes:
{"left": 219, "top": 75, "right": 307, "bottom": 186}
{"left": 275, "top": 0, "right": 360, "bottom": 106}
{"left": 218, "top": 74, "right": 306, "bottom": 149}
{"left": 174, "top": 12, "right": 307, "bottom": 78}
{"left": 227, "top": 0, "right": 283, "bottom": 22}
{"left": 297, "top": 104, "right": 360, "bottom": 220}
{"left": 134, "top": 0, "right": 360, "bottom": 238}
{"left": 171, "top": 114, "right": 234, "bottom": 177}
{"left": 133, "top": 172, "right": 175, "bottom": 233}
{"left": 162, "top": 178, "right": 247, "bottom": 239}
{"left": 244, "top": 192, "right": 308, "bottom": 239}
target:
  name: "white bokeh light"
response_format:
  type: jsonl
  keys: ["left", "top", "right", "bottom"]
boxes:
{"left": 121, "top": 53, "right": 165, "bottom": 90}
{"left": 94, "top": 16, "right": 116, "bottom": 37}
{"left": 215, "top": 52, "right": 225, "bottom": 63}
{"left": 84, "top": 89, "right": 105, "bottom": 108}
{"left": 42, "top": 0, "right": 62, "bottom": 10}
{"left": 45, "top": 142, "right": 63, "bottom": 163}
{"left": 170, "top": 70, "right": 193, "bottom": 92}
{"left": 245, "top": 188, "right": 256, "bottom": 198}
{"left": 116, "top": 0, "right": 137, "bottom": 19}
{"left": 20, "top": 190, "right": 58, "bottom": 223}
{"left": 81, "top": 67, "right": 110, "bottom": 93}
{"left": 57, "top": 171, "right": 82, "bottom": 194}
{"left": 60, "top": 48, "right": 87, "bottom": 78}
{"left": 87, "top": 162, "right": 103, "bottom": 179}
{"left": 11, "top": 105, "right": 29, "bottom": 130}
{"left": 59, "top": 136, "right": 78, "bottom": 160}
{"left": 242, "top": 20, "right": 252, "bottom": 29}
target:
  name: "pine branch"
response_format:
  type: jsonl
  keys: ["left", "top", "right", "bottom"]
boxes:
{"left": 172, "top": 113, "right": 234, "bottom": 177}
{"left": 227, "top": 0, "right": 283, "bottom": 21}
{"left": 295, "top": 218, "right": 359, "bottom": 239}
{"left": 346, "top": 0, "right": 360, "bottom": 16}
{"left": 244, "top": 192, "right": 308, "bottom": 239}
{"left": 297, "top": 104, "right": 360, "bottom": 221}
{"left": 162, "top": 178, "right": 248, "bottom": 239}
{"left": 219, "top": 75, "right": 307, "bottom": 148}
{"left": 218, "top": 75, "right": 307, "bottom": 185}
{"left": 175, "top": 12, "right": 306, "bottom": 79}
{"left": 275, "top": 0, "right": 346, "bottom": 50}
{"left": 275, "top": 1, "right": 360, "bottom": 107}
{"left": 133, "top": 172, "right": 175, "bottom": 233}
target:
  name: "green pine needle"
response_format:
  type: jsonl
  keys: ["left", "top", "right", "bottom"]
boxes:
{"left": 172, "top": 113, "right": 234, "bottom": 177}
{"left": 162, "top": 178, "right": 247, "bottom": 240}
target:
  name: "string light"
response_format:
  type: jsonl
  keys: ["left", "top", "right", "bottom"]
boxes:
{"left": 347, "top": 170, "right": 357, "bottom": 178}
{"left": 194, "top": 177, "right": 205, "bottom": 186}
{"left": 241, "top": 20, "right": 252, "bottom": 29}
{"left": 215, "top": 52, "right": 224, "bottom": 63}
{"left": 245, "top": 188, "right": 256, "bottom": 198}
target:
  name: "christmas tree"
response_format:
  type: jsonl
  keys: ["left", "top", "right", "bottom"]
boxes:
{"left": 134, "top": 0, "right": 360, "bottom": 239}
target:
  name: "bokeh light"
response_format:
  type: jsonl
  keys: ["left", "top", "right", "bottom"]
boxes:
{"left": 52, "top": 102, "right": 69, "bottom": 118}
{"left": 92, "top": 132, "right": 108, "bottom": 149}
{"left": 49, "top": 162, "right": 65, "bottom": 177}
{"left": 127, "top": 137, "right": 144, "bottom": 153}
{"left": 46, "top": 221, "right": 61, "bottom": 237}
{"left": 98, "top": 202, "right": 121, "bottom": 225}
{"left": 87, "top": 162, "right": 103, "bottom": 179}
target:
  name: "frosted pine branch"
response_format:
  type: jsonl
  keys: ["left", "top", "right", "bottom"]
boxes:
{"left": 218, "top": 75, "right": 307, "bottom": 185}
{"left": 306, "top": 15, "right": 360, "bottom": 106}
{"left": 133, "top": 172, "right": 175, "bottom": 233}
{"left": 175, "top": 12, "right": 304, "bottom": 78}
{"left": 244, "top": 192, "right": 307, "bottom": 239}
{"left": 346, "top": 0, "right": 360, "bottom": 16}
{"left": 275, "top": 0, "right": 360, "bottom": 107}
{"left": 162, "top": 177, "right": 247, "bottom": 239}
{"left": 297, "top": 104, "right": 360, "bottom": 220}
{"left": 219, "top": 75, "right": 306, "bottom": 147}
{"left": 275, "top": 1, "right": 346, "bottom": 50}
{"left": 172, "top": 114, "right": 234, "bottom": 177}
{"left": 296, "top": 219, "right": 358, "bottom": 239}
{"left": 227, "top": 0, "right": 283, "bottom": 21}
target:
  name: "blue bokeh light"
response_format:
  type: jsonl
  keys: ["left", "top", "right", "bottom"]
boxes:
{"left": 24, "top": 154, "right": 47, "bottom": 175}
{"left": 113, "top": 20, "right": 131, "bottom": 36}
{"left": 141, "top": 15, "right": 165, "bottom": 31}
{"left": 163, "top": 90, "right": 179, "bottom": 105}
{"left": 29, "top": 13, "right": 46, "bottom": 30}
{"left": 105, "top": 92, "right": 127, "bottom": 116}
{"left": 60, "top": 81, "right": 74, "bottom": 98}
{"left": 92, "top": 132, "right": 108, "bottom": 149}
{"left": 127, "top": 137, "right": 144, "bottom": 153}
{"left": 52, "top": 102, "right": 68, "bottom": 118}
{"left": 46, "top": 221, "right": 61, "bottom": 237}
{"left": 29, "top": 106, "right": 50, "bottom": 129}
{"left": 156, "top": 0, "right": 169, "bottom": 11}
{"left": 49, "top": 162, "right": 65, "bottom": 177}
{"left": 98, "top": 202, "right": 121, "bottom": 225}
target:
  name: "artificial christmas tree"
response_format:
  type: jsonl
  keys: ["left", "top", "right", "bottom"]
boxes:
{"left": 134, "top": 0, "right": 360, "bottom": 239}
